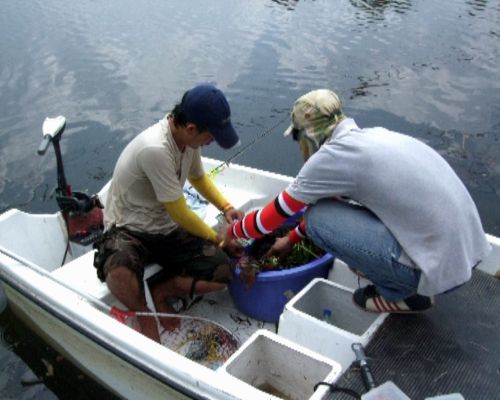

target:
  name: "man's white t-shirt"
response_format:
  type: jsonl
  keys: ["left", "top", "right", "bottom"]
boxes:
{"left": 104, "top": 116, "right": 204, "bottom": 235}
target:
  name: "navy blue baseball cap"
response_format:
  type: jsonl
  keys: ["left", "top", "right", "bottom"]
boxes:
{"left": 180, "top": 84, "right": 240, "bottom": 149}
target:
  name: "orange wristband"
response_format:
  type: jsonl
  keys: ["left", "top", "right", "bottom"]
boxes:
{"left": 221, "top": 203, "right": 233, "bottom": 212}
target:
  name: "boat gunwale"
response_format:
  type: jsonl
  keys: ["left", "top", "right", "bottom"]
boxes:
{"left": 0, "top": 263, "right": 216, "bottom": 399}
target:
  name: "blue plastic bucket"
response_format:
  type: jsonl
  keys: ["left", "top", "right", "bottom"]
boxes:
{"left": 228, "top": 252, "right": 334, "bottom": 322}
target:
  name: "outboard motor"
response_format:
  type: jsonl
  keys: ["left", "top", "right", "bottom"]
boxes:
{"left": 38, "top": 116, "right": 104, "bottom": 257}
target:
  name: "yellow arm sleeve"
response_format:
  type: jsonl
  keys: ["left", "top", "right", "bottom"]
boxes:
{"left": 163, "top": 196, "right": 218, "bottom": 243}
{"left": 188, "top": 173, "right": 231, "bottom": 211}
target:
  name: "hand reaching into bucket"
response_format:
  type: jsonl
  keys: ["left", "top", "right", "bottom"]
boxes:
{"left": 222, "top": 238, "right": 245, "bottom": 258}
{"left": 265, "top": 236, "right": 294, "bottom": 259}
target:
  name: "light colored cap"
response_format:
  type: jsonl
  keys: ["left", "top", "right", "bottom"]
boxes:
{"left": 283, "top": 89, "right": 344, "bottom": 159}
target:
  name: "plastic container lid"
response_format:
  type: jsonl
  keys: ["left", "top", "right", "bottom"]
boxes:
{"left": 361, "top": 381, "right": 411, "bottom": 400}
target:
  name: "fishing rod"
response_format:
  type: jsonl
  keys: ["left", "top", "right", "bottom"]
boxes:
{"left": 209, "top": 86, "right": 352, "bottom": 177}
{"left": 208, "top": 113, "right": 290, "bottom": 178}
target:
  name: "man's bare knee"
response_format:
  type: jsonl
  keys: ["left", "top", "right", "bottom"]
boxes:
{"left": 106, "top": 266, "right": 137, "bottom": 290}
{"left": 105, "top": 266, "right": 148, "bottom": 311}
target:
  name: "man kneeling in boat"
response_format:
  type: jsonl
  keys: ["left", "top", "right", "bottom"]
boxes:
{"left": 94, "top": 84, "right": 244, "bottom": 342}
{"left": 226, "top": 89, "right": 491, "bottom": 313}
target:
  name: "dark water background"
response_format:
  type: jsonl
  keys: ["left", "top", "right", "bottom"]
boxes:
{"left": 0, "top": 0, "right": 499, "bottom": 398}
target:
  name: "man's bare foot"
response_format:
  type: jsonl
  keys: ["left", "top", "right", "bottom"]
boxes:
{"left": 159, "top": 316, "right": 182, "bottom": 333}
{"left": 155, "top": 301, "right": 182, "bottom": 332}
{"left": 149, "top": 276, "right": 227, "bottom": 335}
{"left": 171, "top": 276, "right": 227, "bottom": 296}
{"left": 137, "top": 315, "right": 161, "bottom": 343}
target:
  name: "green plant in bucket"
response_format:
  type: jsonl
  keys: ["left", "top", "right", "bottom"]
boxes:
{"left": 260, "top": 240, "right": 323, "bottom": 271}
{"left": 237, "top": 227, "right": 325, "bottom": 288}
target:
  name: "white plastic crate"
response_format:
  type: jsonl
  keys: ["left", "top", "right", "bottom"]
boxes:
{"left": 278, "top": 278, "right": 388, "bottom": 371}
{"left": 220, "top": 329, "right": 342, "bottom": 400}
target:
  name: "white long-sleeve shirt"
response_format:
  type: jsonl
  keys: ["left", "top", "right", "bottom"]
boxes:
{"left": 287, "top": 118, "right": 491, "bottom": 296}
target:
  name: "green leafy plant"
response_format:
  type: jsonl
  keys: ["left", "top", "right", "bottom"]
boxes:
{"left": 243, "top": 223, "right": 325, "bottom": 271}
{"left": 234, "top": 217, "right": 326, "bottom": 288}
{"left": 260, "top": 240, "right": 324, "bottom": 271}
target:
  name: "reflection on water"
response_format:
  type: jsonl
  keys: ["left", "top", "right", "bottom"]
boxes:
{"left": 273, "top": 0, "right": 415, "bottom": 13}
{"left": 0, "top": 0, "right": 499, "bottom": 398}
{"left": 349, "top": 0, "right": 413, "bottom": 13}
{"left": 270, "top": 0, "right": 300, "bottom": 10}
{"left": 466, "top": 0, "right": 489, "bottom": 13}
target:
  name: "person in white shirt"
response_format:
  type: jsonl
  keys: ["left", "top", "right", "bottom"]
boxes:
{"left": 227, "top": 89, "right": 491, "bottom": 313}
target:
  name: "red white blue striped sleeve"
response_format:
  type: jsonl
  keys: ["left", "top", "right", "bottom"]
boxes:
{"left": 228, "top": 190, "right": 307, "bottom": 242}
{"left": 288, "top": 219, "right": 307, "bottom": 244}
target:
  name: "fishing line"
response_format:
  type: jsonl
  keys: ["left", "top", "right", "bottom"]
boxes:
{"left": 110, "top": 306, "right": 238, "bottom": 341}
{"left": 208, "top": 113, "right": 290, "bottom": 178}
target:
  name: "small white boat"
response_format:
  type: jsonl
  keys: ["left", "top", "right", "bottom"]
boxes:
{"left": 1, "top": 117, "right": 499, "bottom": 400}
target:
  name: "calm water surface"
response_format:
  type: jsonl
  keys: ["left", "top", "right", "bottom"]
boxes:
{"left": 1, "top": 0, "right": 499, "bottom": 397}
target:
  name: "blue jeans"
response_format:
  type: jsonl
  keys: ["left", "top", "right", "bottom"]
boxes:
{"left": 304, "top": 199, "right": 421, "bottom": 301}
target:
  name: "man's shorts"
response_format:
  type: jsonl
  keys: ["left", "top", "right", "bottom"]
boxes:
{"left": 93, "top": 226, "right": 232, "bottom": 287}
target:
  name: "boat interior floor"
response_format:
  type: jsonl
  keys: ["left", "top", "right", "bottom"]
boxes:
{"left": 330, "top": 270, "right": 500, "bottom": 400}
{"left": 177, "top": 289, "right": 278, "bottom": 342}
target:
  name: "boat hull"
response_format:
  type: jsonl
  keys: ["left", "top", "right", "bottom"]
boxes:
{"left": 4, "top": 284, "right": 191, "bottom": 400}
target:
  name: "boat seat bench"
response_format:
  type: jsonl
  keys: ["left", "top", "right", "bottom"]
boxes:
{"left": 51, "top": 251, "right": 110, "bottom": 300}
{"left": 51, "top": 250, "right": 163, "bottom": 305}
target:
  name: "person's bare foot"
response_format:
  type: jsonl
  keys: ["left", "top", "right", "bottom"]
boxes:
{"left": 149, "top": 275, "right": 227, "bottom": 335}
{"left": 155, "top": 301, "right": 182, "bottom": 332}
{"left": 170, "top": 275, "right": 227, "bottom": 296}
{"left": 137, "top": 315, "right": 161, "bottom": 343}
